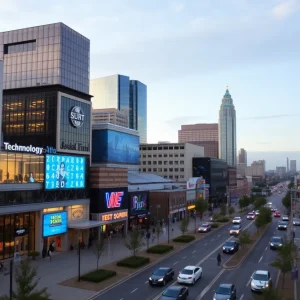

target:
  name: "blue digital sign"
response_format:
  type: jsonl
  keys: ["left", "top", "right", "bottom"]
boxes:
{"left": 92, "top": 130, "right": 140, "bottom": 164}
{"left": 45, "top": 154, "right": 86, "bottom": 190}
{"left": 43, "top": 212, "right": 68, "bottom": 237}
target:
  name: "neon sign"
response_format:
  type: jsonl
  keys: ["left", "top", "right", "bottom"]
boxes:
{"left": 105, "top": 191, "right": 124, "bottom": 209}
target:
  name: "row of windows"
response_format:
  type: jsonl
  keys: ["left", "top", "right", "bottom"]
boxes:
{"left": 142, "top": 154, "right": 184, "bottom": 158}
{"left": 140, "top": 168, "right": 184, "bottom": 172}
{"left": 142, "top": 161, "right": 184, "bottom": 165}
{"left": 140, "top": 145, "right": 185, "bottom": 151}
{"left": 4, "top": 41, "right": 37, "bottom": 54}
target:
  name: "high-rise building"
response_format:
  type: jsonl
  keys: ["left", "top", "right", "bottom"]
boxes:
{"left": 178, "top": 123, "right": 218, "bottom": 158}
{"left": 218, "top": 87, "right": 237, "bottom": 166}
{"left": 0, "top": 60, "right": 3, "bottom": 138}
{"left": 90, "top": 75, "right": 147, "bottom": 143}
{"left": 287, "top": 157, "right": 289, "bottom": 172}
{"left": 276, "top": 166, "right": 286, "bottom": 178}
{"left": 92, "top": 108, "right": 129, "bottom": 127}
{"left": 238, "top": 148, "right": 247, "bottom": 164}
{"left": 290, "top": 160, "right": 297, "bottom": 173}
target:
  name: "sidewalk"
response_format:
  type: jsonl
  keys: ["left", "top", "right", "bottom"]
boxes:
{"left": 0, "top": 217, "right": 205, "bottom": 300}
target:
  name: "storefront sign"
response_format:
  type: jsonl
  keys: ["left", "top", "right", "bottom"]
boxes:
{"left": 43, "top": 212, "right": 68, "bottom": 237}
{"left": 105, "top": 191, "right": 124, "bottom": 209}
{"left": 15, "top": 228, "right": 28, "bottom": 237}
{"left": 72, "top": 209, "right": 84, "bottom": 219}
{"left": 130, "top": 192, "right": 148, "bottom": 215}
{"left": 3, "top": 142, "right": 56, "bottom": 155}
{"left": 187, "top": 205, "right": 196, "bottom": 210}
{"left": 61, "top": 142, "right": 89, "bottom": 152}
{"left": 69, "top": 106, "right": 85, "bottom": 128}
{"left": 100, "top": 210, "right": 128, "bottom": 222}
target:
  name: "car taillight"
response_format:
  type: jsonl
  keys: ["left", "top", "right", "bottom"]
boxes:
{"left": 188, "top": 277, "right": 192, "bottom": 279}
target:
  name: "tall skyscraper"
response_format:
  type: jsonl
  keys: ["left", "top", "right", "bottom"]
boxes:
{"left": 290, "top": 160, "right": 297, "bottom": 173}
{"left": 218, "top": 87, "right": 237, "bottom": 166}
{"left": 287, "top": 157, "right": 289, "bottom": 172}
{"left": 238, "top": 148, "right": 247, "bottom": 164}
{"left": 178, "top": 123, "right": 218, "bottom": 158}
{"left": 90, "top": 75, "right": 147, "bottom": 143}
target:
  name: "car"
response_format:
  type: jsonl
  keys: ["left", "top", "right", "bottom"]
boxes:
{"left": 223, "top": 240, "right": 239, "bottom": 254}
{"left": 282, "top": 215, "right": 289, "bottom": 221}
{"left": 293, "top": 218, "right": 300, "bottom": 226}
{"left": 159, "top": 286, "right": 189, "bottom": 300}
{"left": 232, "top": 217, "right": 242, "bottom": 224}
{"left": 213, "top": 283, "right": 237, "bottom": 300}
{"left": 254, "top": 210, "right": 260, "bottom": 216}
{"left": 229, "top": 224, "right": 242, "bottom": 235}
{"left": 269, "top": 236, "right": 283, "bottom": 250}
{"left": 149, "top": 267, "right": 175, "bottom": 286}
{"left": 273, "top": 211, "right": 281, "bottom": 217}
{"left": 250, "top": 270, "right": 272, "bottom": 292}
{"left": 198, "top": 223, "right": 211, "bottom": 233}
{"left": 277, "top": 221, "right": 289, "bottom": 230}
{"left": 247, "top": 212, "right": 255, "bottom": 220}
{"left": 271, "top": 207, "right": 276, "bottom": 212}
{"left": 177, "top": 265, "right": 202, "bottom": 285}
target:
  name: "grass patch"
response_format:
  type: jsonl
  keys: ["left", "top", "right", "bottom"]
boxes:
{"left": 116, "top": 256, "right": 150, "bottom": 269}
{"left": 211, "top": 222, "right": 220, "bottom": 228}
{"left": 173, "top": 235, "right": 195, "bottom": 243}
{"left": 147, "top": 244, "right": 174, "bottom": 254}
{"left": 216, "top": 217, "right": 230, "bottom": 223}
{"left": 81, "top": 269, "right": 116, "bottom": 283}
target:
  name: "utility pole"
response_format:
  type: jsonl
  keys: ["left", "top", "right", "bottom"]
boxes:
{"left": 167, "top": 196, "right": 170, "bottom": 244}
{"left": 9, "top": 260, "right": 13, "bottom": 300}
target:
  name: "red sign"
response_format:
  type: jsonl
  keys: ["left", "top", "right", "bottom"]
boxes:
{"left": 105, "top": 191, "right": 124, "bottom": 209}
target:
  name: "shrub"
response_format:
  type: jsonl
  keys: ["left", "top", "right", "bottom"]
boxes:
{"left": 216, "top": 217, "right": 230, "bottom": 223}
{"left": 116, "top": 256, "right": 150, "bottom": 268}
{"left": 212, "top": 213, "right": 220, "bottom": 221}
{"left": 81, "top": 269, "right": 116, "bottom": 283}
{"left": 229, "top": 207, "right": 235, "bottom": 215}
{"left": 173, "top": 235, "right": 195, "bottom": 243}
{"left": 147, "top": 244, "right": 174, "bottom": 254}
{"left": 211, "top": 222, "right": 220, "bottom": 228}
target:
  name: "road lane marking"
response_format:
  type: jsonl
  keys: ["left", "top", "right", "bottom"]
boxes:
{"left": 211, "top": 239, "right": 215, "bottom": 241}
{"left": 239, "top": 294, "right": 244, "bottom": 300}
{"left": 275, "top": 270, "right": 281, "bottom": 288}
{"left": 173, "top": 261, "right": 178, "bottom": 265}
{"left": 131, "top": 288, "right": 138, "bottom": 293}
{"left": 246, "top": 279, "right": 251, "bottom": 287}
{"left": 265, "top": 247, "right": 268, "bottom": 251}
{"left": 192, "top": 250, "right": 196, "bottom": 253}
{"left": 145, "top": 281, "right": 148, "bottom": 284}
{"left": 258, "top": 256, "right": 263, "bottom": 263}
{"left": 183, "top": 256, "right": 187, "bottom": 259}
{"left": 204, "top": 243, "right": 207, "bottom": 246}
{"left": 217, "top": 235, "right": 220, "bottom": 237}
{"left": 196, "top": 269, "right": 225, "bottom": 299}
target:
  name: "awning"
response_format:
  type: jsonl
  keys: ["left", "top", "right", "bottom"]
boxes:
{"left": 68, "top": 220, "right": 103, "bottom": 230}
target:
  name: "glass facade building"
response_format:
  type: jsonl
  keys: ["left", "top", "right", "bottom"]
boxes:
{"left": 0, "top": 23, "right": 90, "bottom": 94}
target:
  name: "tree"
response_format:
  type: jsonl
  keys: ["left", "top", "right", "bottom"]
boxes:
{"left": 282, "top": 191, "right": 291, "bottom": 210}
{"left": 155, "top": 223, "right": 162, "bottom": 244}
{"left": 195, "top": 198, "right": 208, "bottom": 220}
{"left": 253, "top": 196, "right": 267, "bottom": 210}
{"left": 252, "top": 287, "right": 282, "bottom": 300}
{"left": 229, "top": 206, "right": 235, "bottom": 216}
{"left": 93, "top": 238, "right": 106, "bottom": 270}
{"left": 239, "top": 196, "right": 250, "bottom": 212}
{"left": 125, "top": 229, "right": 144, "bottom": 257}
{"left": 0, "top": 260, "right": 50, "bottom": 300}
{"left": 255, "top": 207, "right": 272, "bottom": 232}
{"left": 179, "top": 217, "right": 190, "bottom": 235}
{"left": 238, "top": 230, "right": 251, "bottom": 249}
{"left": 270, "top": 238, "right": 296, "bottom": 288}
{"left": 220, "top": 203, "right": 227, "bottom": 216}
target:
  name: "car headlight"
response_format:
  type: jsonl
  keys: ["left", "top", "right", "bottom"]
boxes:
{"left": 270, "top": 243, "right": 274, "bottom": 246}
{"left": 149, "top": 277, "right": 152, "bottom": 281}
{"left": 158, "top": 278, "right": 163, "bottom": 282}
{"left": 251, "top": 281, "right": 255, "bottom": 287}
{"left": 265, "top": 283, "right": 269, "bottom": 288}
{"left": 230, "top": 248, "right": 234, "bottom": 250}
{"left": 279, "top": 244, "right": 282, "bottom": 246}
{"left": 213, "top": 298, "right": 216, "bottom": 300}
{"left": 223, "top": 247, "right": 226, "bottom": 250}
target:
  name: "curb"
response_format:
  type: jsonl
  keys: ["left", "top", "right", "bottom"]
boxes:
{"left": 87, "top": 221, "right": 231, "bottom": 300}
{"left": 223, "top": 223, "right": 271, "bottom": 270}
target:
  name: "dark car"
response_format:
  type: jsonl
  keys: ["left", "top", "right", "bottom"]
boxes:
{"left": 149, "top": 267, "right": 175, "bottom": 286}
{"left": 159, "top": 286, "right": 189, "bottom": 300}
{"left": 293, "top": 218, "right": 300, "bottom": 226}
{"left": 213, "top": 283, "right": 237, "bottom": 300}
{"left": 269, "top": 236, "right": 283, "bottom": 250}
{"left": 278, "top": 221, "right": 289, "bottom": 230}
{"left": 222, "top": 240, "right": 239, "bottom": 254}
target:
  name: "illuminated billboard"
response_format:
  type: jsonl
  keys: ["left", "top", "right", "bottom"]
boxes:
{"left": 43, "top": 212, "right": 68, "bottom": 237}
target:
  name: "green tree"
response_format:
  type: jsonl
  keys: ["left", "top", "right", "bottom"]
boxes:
{"left": 179, "top": 217, "right": 190, "bottom": 235}
{"left": 238, "top": 230, "right": 252, "bottom": 249}
{"left": 195, "top": 198, "right": 208, "bottom": 220}
{"left": 288, "top": 181, "right": 294, "bottom": 189}
{"left": 253, "top": 196, "right": 267, "bottom": 210}
{"left": 255, "top": 207, "right": 272, "bottom": 232}
{"left": 270, "top": 238, "right": 296, "bottom": 288}
{"left": 252, "top": 287, "right": 283, "bottom": 300}
{"left": 220, "top": 203, "right": 227, "bottom": 216}
{"left": 125, "top": 229, "right": 145, "bottom": 256}
{"left": 228, "top": 206, "right": 235, "bottom": 216}
{"left": 0, "top": 260, "right": 50, "bottom": 300}
{"left": 93, "top": 238, "right": 106, "bottom": 270}
{"left": 155, "top": 223, "right": 162, "bottom": 244}
{"left": 239, "top": 197, "right": 245, "bottom": 212}
{"left": 282, "top": 191, "right": 291, "bottom": 210}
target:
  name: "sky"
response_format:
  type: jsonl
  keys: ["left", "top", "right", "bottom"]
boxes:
{"left": 0, "top": 0, "right": 300, "bottom": 169}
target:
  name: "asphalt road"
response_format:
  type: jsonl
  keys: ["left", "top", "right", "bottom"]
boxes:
{"left": 196, "top": 192, "right": 286, "bottom": 300}
{"left": 92, "top": 212, "right": 257, "bottom": 300}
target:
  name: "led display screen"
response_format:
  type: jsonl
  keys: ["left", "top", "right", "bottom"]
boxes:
{"left": 43, "top": 212, "right": 68, "bottom": 237}
{"left": 129, "top": 192, "right": 148, "bottom": 215}
{"left": 45, "top": 154, "right": 86, "bottom": 190}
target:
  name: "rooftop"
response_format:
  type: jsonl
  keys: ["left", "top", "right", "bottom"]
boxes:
{"left": 128, "top": 172, "right": 173, "bottom": 184}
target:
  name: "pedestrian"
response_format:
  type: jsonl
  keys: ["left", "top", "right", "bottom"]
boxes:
{"left": 151, "top": 234, "right": 155, "bottom": 243}
{"left": 48, "top": 247, "right": 52, "bottom": 262}
{"left": 217, "top": 253, "right": 221, "bottom": 266}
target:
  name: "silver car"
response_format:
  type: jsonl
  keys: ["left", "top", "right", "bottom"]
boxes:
{"left": 250, "top": 270, "right": 272, "bottom": 292}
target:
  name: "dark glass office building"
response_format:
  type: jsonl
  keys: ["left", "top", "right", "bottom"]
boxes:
{"left": 192, "top": 157, "right": 228, "bottom": 204}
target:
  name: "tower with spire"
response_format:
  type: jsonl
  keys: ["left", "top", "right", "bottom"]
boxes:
{"left": 218, "top": 86, "right": 237, "bottom": 166}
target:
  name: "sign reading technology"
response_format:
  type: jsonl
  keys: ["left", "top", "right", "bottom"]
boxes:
{"left": 105, "top": 191, "right": 124, "bottom": 209}
{"left": 3, "top": 142, "right": 56, "bottom": 155}
{"left": 69, "top": 106, "right": 85, "bottom": 128}
{"left": 43, "top": 212, "right": 68, "bottom": 237}
{"left": 45, "top": 154, "right": 86, "bottom": 190}
{"left": 130, "top": 192, "right": 148, "bottom": 215}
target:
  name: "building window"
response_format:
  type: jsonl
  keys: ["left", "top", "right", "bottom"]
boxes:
{"left": 180, "top": 154, "right": 184, "bottom": 157}
{"left": 148, "top": 168, "right": 152, "bottom": 172}
{"left": 169, "top": 161, "right": 173, "bottom": 165}
{"left": 175, "top": 168, "right": 179, "bottom": 172}
{"left": 175, "top": 154, "right": 178, "bottom": 157}
{"left": 4, "top": 40, "right": 37, "bottom": 55}
{"left": 142, "top": 161, "right": 146, "bottom": 165}
{"left": 169, "top": 154, "right": 173, "bottom": 157}
{"left": 180, "top": 168, "right": 184, "bottom": 172}
{"left": 143, "top": 168, "right": 146, "bottom": 172}
{"left": 158, "top": 154, "right": 162, "bottom": 157}
{"left": 164, "top": 161, "right": 168, "bottom": 165}
{"left": 169, "top": 168, "right": 173, "bottom": 172}
{"left": 153, "top": 168, "right": 157, "bottom": 172}
{"left": 158, "top": 161, "right": 162, "bottom": 165}
{"left": 148, "top": 155, "right": 152, "bottom": 158}
{"left": 180, "top": 175, "right": 184, "bottom": 178}
{"left": 180, "top": 146, "right": 184, "bottom": 149}
{"left": 153, "top": 161, "right": 157, "bottom": 165}
{"left": 143, "top": 155, "right": 146, "bottom": 158}
{"left": 153, "top": 154, "right": 157, "bottom": 158}
{"left": 153, "top": 147, "right": 157, "bottom": 150}
{"left": 169, "top": 175, "right": 173, "bottom": 179}
{"left": 174, "top": 161, "right": 178, "bottom": 165}
{"left": 158, "top": 168, "right": 162, "bottom": 172}
{"left": 163, "top": 147, "right": 168, "bottom": 150}
{"left": 180, "top": 161, "right": 184, "bottom": 164}
{"left": 164, "top": 168, "right": 168, "bottom": 172}
{"left": 164, "top": 154, "right": 167, "bottom": 157}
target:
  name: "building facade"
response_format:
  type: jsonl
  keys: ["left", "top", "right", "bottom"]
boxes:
{"left": 92, "top": 108, "right": 129, "bottom": 127}
{"left": 276, "top": 166, "right": 286, "bottom": 178}
{"left": 139, "top": 143, "right": 204, "bottom": 182}
{"left": 245, "top": 161, "right": 265, "bottom": 180}
{"left": 90, "top": 75, "right": 147, "bottom": 143}
{"left": 0, "top": 23, "right": 93, "bottom": 260}
{"left": 218, "top": 88, "right": 237, "bottom": 166}
{"left": 238, "top": 148, "right": 247, "bottom": 164}
{"left": 290, "top": 160, "right": 297, "bottom": 173}
{"left": 178, "top": 123, "right": 218, "bottom": 158}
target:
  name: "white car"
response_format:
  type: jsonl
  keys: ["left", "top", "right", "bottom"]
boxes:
{"left": 232, "top": 217, "right": 242, "bottom": 224}
{"left": 282, "top": 215, "right": 289, "bottom": 221}
{"left": 177, "top": 265, "right": 203, "bottom": 285}
{"left": 250, "top": 270, "right": 272, "bottom": 292}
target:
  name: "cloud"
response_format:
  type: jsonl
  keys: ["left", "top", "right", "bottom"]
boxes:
{"left": 84, "top": 16, "right": 120, "bottom": 24}
{"left": 240, "top": 114, "right": 300, "bottom": 120}
{"left": 173, "top": 3, "right": 185, "bottom": 12}
{"left": 165, "top": 116, "right": 208, "bottom": 127}
{"left": 271, "top": 0, "right": 300, "bottom": 20}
